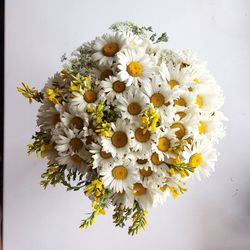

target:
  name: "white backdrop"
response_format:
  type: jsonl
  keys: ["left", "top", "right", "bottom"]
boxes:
{"left": 4, "top": 0, "right": 250, "bottom": 249}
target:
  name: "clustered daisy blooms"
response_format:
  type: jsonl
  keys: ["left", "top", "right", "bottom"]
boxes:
{"left": 18, "top": 21, "right": 226, "bottom": 235}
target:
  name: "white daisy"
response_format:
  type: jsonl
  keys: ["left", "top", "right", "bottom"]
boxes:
{"left": 194, "top": 112, "right": 226, "bottom": 143}
{"left": 142, "top": 77, "right": 174, "bottom": 121}
{"left": 111, "top": 190, "right": 134, "bottom": 208}
{"left": 89, "top": 142, "right": 113, "bottom": 169}
{"left": 128, "top": 183, "right": 156, "bottom": 209}
{"left": 152, "top": 126, "right": 178, "bottom": 161}
{"left": 57, "top": 152, "right": 88, "bottom": 173}
{"left": 100, "top": 159, "right": 139, "bottom": 193}
{"left": 92, "top": 32, "right": 126, "bottom": 66}
{"left": 101, "top": 119, "right": 131, "bottom": 158}
{"left": 54, "top": 126, "right": 87, "bottom": 158}
{"left": 129, "top": 125, "right": 157, "bottom": 155}
{"left": 116, "top": 87, "right": 149, "bottom": 121}
{"left": 193, "top": 83, "right": 224, "bottom": 112}
{"left": 69, "top": 88, "right": 99, "bottom": 112}
{"left": 182, "top": 137, "right": 218, "bottom": 180}
{"left": 37, "top": 101, "right": 63, "bottom": 131}
{"left": 117, "top": 48, "right": 154, "bottom": 86}
{"left": 159, "top": 62, "right": 192, "bottom": 89}
{"left": 99, "top": 76, "right": 128, "bottom": 103}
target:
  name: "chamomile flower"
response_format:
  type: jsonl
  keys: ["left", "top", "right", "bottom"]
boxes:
{"left": 182, "top": 138, "right": 218, "bottom": 180}
{"left": 117, "top": 48, "right": 155, "bottom": 86}
{"left": 100, "top": 159, "right": 139, "bottom": 193}
{"left": 111, "top": 189, "right": 134, "bottom": 208}
{"left": 99, "top": 76, "right": 128, "bottom": 103}
{"left": 129, "top": 182, "right": 156, "bottom": 209}
{"left": 142, "top": 77, "right": 173, "bottom": 118}
{"left": 37, "top": 101, "right": 62, "bottom": 131}
{"left": 101, "top": 119, "right": 131, "bottom": 158}
{"left": 193, "top": 83, "right": 224, "bottom": 112}
{"left": 92, "top": 32, "right": 126, "bottom": 66}
{"left": 152, "top": 126, "right": 178, "bottom": 161}
{"left": 124, "top": 32, "right": 144, "bottom": 48}
{"left": 60, "top": 107, "right": 89, "bottom": 131}
{"left": 159, "top": 62, "right": 192, "bottom": 89}
{"left": 194, "top": 112, "right": 226, "bottom": 143}
{"left": 57, "top": 151, "right": 88, "bottom": 173}
{"left": 54, "top": 126, "right": 87, "bottom": 158}
{"left": 89, "top": 142, "right": 113, "bottom": 169}
{"left": 116, "top": 87, "right": 149, "bottom": 121}
{"left": 69, "top": 88, "right": 99, "bottom": 112}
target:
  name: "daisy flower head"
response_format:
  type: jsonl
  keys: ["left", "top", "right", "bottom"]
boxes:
{"left": 117, "top": 48, "right": 155, "bottom": 86}
{"left": 99, "top": 76, "right": 128, "bottom": 103}
{"left": 101, "top": 118, "right": 131, "bottom": 158}
{"left": 37, "top": 101, "right": 62, "bottom": 131}
{"left": 116, "top": 86, "right": 150, "bottom": 122}
{"left": 193, "top": 83, "right": 224, "bottom": 113}
{"left": 89, "top": 142, "right": 113, "bottom": 169}
{"left": 128, "top": 182, "right": 157, "bottom": 209}
{"left": 92, "top": 32, "right": 126, "bottom": 67}
{"left": 100, "top": 158, "right": 139, "bottom": 193}
{"left": 182, "top": 137, "right": 218, "bottom": 180}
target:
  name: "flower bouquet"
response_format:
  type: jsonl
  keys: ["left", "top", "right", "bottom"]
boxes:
{"left": 18, "top": 21, "right": 226, "bottom": 235}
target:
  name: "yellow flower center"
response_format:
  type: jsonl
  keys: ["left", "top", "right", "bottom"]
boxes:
{"left": 171, "top": 123, "right": 186, "bottom": 139}
{"left": 127, "top": 102, "right": 142, "bottom": 115}
{"left": 151, "top": 152, "right": 162, "bottom": 165}
{"left": 133, "top": 183, "right": 147, "bottom": 196}
{"left": 176, "top": 111, "right": 186, "bottom": 119}
{"left": 112, "top": 165, "right": 128, "bottom": 180}
{"left": 196, "top": 95, "right": 202, "bottom": 108}
{"left": 127, "top": 61, "right": 143, "bottom": 77}
{"left": 70, "top": 154, "right": 83, "bottom": 163}
{"left": 139, "top": 167, "right": 153, "bottom": 177}
{"left": 168, "top": 80, "right": 179, "bottom": 89}
{"left": 150, "top": 93, "right": 165, "bottom": 107}
{"left": 112, "top": 81, "right": 126, "bottom": 93}
{"left": 100, "top": 150, "right": 112, "bottom": 159}
{"left": 174, "top": 97, "right": 186, "bottom": 107}
{"left": 70, "top": 116, "right": 84, "bottom": 130}
{"left": 157, "top": 137, "right": 170, "bottom": 152}
{"left": 136, "top": 159, "right": 148, "bottom": 164}
{"left": 135, "top": 128, "right": 151, "bottom": 143}
{"left": 189, "top": 153, "right": 203, "bottom": 168}
{"left": 102, "top": 42, "right": 119, "bottom": 57}
{"left": 53, "top": 114, "right": 60, "bottom": 125}
{"left": 84, "top": 90, "right": 97, "bottom": 103}
{"left": 100, "top": 69, "right": 113, "bottom": 80}
{"left": 160, "top": 185, "right": 167, "bottom": 192}
{"left": 111, "top": 131, "right": 128, "bottom": 148}
{"left": 69, "top": 138, "right": 83, "bottom": 151}
{"left": 198, "top": 121, "right": 206, "bottom": 134}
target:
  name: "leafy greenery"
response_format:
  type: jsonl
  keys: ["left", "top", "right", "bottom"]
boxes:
{"left": 80, "top": 179, "right": 110, "bottom": 229}
{"left": 110, "top": 21, "right": 168, "bottom": 43}
{"left": 113, "top": 204, "right": 133, "bottom": 228}
{"left": 128, "top": 201, "right": 148, "bottom": 236}
{"left": 17, "top": 82, "right": 43, "bottom": 103}
{"left": 27, "top": 131, "right": 51, "bottom": 157}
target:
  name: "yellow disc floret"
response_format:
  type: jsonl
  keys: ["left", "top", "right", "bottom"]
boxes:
{"left": 171, "top": 123, "right": 186, "bottom": 139}
{"left": 102, "top": 42, "right": 119, "bottom": 57}
{"left": 196, "top": 95, "right": 203, "bottom": 108}
{"left": 150, "top": 93, "right": 165, "bottom": 107}
{"left": 198, "top": 121, "right": 206, "bottom": 134}
{"left": 168, "top": 80, "right": 179, "bottom": 89}
{"left": 189, "top": 153, "right": 203, "bottom": 168}
{"left": 112, "top": 165, "right": 128, "bottom": 180}
{"left": 157, "top": 137, "right": 170, "bottom": 152}
{"left": 111, "top": 131, "right": 128, "bottom": 148}
{"left": 127, "top": 61, "right": 143, "bottom": 77}
{"left": 133, "top": 183, "right": 147, "bottom": 196}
